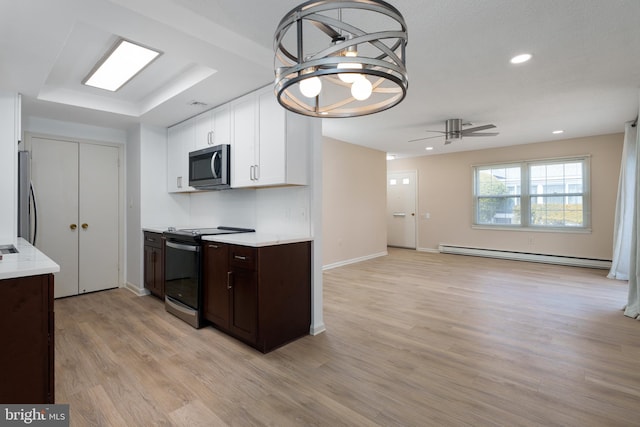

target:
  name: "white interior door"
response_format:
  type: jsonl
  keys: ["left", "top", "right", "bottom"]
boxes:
{"left": 387, "top": 171, "right": 417, "bottom": 248}
{"left": 30, "top": 136, "right": 120, "bottom": 298}
{"left": 31, "top": 137, "right": 79, "bottom": 298}
{"left": 79, "top": 143, "right": 119, "bottom": 294}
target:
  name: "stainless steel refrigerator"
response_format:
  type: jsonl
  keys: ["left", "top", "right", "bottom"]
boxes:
{"left": 17, "top": 150, "right": 36, "bottom": 244}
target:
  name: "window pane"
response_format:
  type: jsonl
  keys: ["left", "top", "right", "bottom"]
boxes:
{"left": 530, "top": 195, "right": 584, "bottom": 226}
{"left": 530, "top": 161, "right": 584, "bottom": 195}
{"left": 477, "top": 167, "right": 520, "bottom": 196}
{"left": 473, "top": 158, "right": 587, "bottom": 229}
{"left": 477, "top": 197, "right": 521, "bottom": 225}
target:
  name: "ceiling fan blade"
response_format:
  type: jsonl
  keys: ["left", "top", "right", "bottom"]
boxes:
{"left": 461, "top": 124, "right": 496, "bottom": 134}
{"left": 409, "top": 135, "right": 444, "bottom": 143}
{"left": 463, "top": 132, "right": 500, "bottom": 137}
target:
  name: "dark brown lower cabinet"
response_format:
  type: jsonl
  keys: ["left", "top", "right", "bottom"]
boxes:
{"left": 143, "top": 231, "right": 165, "bottom": 298}
{"left": 203, "top": 241, "right": 311, "bottom": 353}
{"left": 0, "top": 273, "right": 55, "bottom": 403}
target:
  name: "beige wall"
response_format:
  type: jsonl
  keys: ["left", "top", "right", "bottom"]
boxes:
{"left": 388, "top": 133, "right": 623, "bottom": 260}
{"left": 322, "top": 137, "right": 387, "bottom": 267}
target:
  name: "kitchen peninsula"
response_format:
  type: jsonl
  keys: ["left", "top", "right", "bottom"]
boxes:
{"left": 0, "top": 238, "right": 59, "bottom": 403}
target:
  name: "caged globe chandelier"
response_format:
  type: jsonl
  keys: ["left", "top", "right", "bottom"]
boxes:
{"left": 274, "top": 0, "right": 408, "bottom": 118}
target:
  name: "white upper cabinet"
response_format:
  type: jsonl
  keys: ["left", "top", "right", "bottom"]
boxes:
{"left": 231, "top": 94, "right": 258, "bottom": 188}
{"left": 167, "top": 86, "right": 309, "bottom": 193}
{"left": 167, "top": 118, "right": 195, "bottom": 193}
{"left": 194, "top": 104, "right": 231, "bottom": 150}
{"left": 231, "top": 86, "right": 309, "bottom": 188}
{"left": 168, "top": 104, "right": 231, "bottom": 193}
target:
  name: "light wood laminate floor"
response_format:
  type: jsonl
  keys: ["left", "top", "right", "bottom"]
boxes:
{"left": 55, "top": 248, "right": 640, "bottom": 426}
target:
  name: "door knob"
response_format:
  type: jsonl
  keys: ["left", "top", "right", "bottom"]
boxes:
{"left": 81, "top": 223, "right": 88, "bottom": 229}
{"left": 70, "top": 224, "right": 77, "bottom": 230}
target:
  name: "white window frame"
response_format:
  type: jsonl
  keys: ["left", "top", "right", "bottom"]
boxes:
{"left": 472, "top": 156, "right": 591, "bottom": 231}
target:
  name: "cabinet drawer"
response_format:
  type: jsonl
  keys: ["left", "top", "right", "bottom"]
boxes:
{"left": 230, "top": 245, "right": 257, "bottom": 270}
{"left": 143, "top": 231, "right": 163, "bottom": 249}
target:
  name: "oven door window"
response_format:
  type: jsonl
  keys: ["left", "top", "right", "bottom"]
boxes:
{"left": 165, "top": 241, "right": 200, "bottom": 309}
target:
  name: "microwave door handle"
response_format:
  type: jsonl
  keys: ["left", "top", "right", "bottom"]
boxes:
{"left": 211, "top": 151, "right": 219, "bottom": 179}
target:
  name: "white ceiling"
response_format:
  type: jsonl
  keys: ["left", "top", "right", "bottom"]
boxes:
{"left": 1, "top": 0, "right": 639, "bottom": 158}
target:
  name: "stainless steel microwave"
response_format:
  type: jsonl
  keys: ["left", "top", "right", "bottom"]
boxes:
{"left": 188, "top": 144, "right": 231, "bottom": 190}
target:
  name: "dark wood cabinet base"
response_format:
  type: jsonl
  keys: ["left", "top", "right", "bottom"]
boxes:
{"left": 0, "top": 274, "right": 55, "bottom": 403}
{"left": 204, "top": 241, "right": 311, "bottom": 353}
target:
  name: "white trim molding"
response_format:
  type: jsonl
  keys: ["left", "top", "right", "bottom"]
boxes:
{"left": 323, "top": 251, "right": 388, "bottom": 270}
{"left": 124, "top": 282, "right": 150, "bottom": 296}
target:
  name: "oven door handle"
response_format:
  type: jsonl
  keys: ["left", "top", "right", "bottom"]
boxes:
{"left": 166, "top": 241, "right": 200, "bottom": 252}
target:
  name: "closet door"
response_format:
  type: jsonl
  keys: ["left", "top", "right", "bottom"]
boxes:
{"left": 78, "top": 143, "right": 119, "bottom": 294}
{"left": 30, "top": 136, "right": 120, "bottom": 298}
{"left": 31, "top": 138, "right": 79, "bottom": 298}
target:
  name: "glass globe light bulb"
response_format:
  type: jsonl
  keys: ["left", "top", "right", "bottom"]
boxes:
{"left": 351, "top": 76, "right": 372, "bottom": 101}
{"left": 337, "top": 50, "right": 362, "bottom": 83}
{"left": 299, "top": 76, "right": 322, "bottom": 98}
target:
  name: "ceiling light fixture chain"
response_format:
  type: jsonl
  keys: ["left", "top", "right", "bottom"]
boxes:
{"left": 274, "top": 0, "right": 408, "bottom": 118}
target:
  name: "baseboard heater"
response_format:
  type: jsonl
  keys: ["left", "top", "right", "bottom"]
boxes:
{"left": 437, "top": 244, "right": 611, "bottom": 269}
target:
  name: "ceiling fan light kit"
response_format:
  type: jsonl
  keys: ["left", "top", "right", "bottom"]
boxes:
{"left": 273, "top": 0, "right": 408, "bottom": 118}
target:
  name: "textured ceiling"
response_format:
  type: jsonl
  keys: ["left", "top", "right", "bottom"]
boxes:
{"left": 1, "top": 0, "right": 638, "bottom": 157}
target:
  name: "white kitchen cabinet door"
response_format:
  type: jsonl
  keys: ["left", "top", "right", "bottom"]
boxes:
{"left": 30, "top": 137, "right": 120, "bottom": 298}
{"left": 231, "top": 86, "right": 309, "bottom": 189}
{"left": 194, "top": 110, "right": 213, "bottom": 150}
{"left": 231, "top": 94, "right": 258, "bottom": 188}
{"left": 167, "top": 119, "right": 195, "bottom": 192}
{"left": 212, "top": 104, "right": 231, "bottom": 146}
{"left": 194, "top": 104, "right": 231, "bottom": 150}
{"left": 257, "top": 89, "right": 286, "bottom": 185}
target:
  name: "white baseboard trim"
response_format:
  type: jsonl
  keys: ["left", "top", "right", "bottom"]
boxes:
{"left": 438, "top": 244, "right": 611, "bottom": 269}
{"left": 124, "top": 282, "right": 150, "bottom": 296}
{"left": 310, "top": 323, "right": 326, "bottom": 335}
{"left": 322, "top": 251, "right": 388, "bottom": 270}
{"left": 417, "top": 247, "right": 440, "bottom": 254}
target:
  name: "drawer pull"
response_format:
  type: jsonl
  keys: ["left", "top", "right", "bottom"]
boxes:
{"left": 234, "top": 255, "right": 247, "bottom": 261}
{"left": 208, "top": 244, "right": 219, "bottom": 249}
{"left": 227, "top": 271, "right": 233, "bottom": 289}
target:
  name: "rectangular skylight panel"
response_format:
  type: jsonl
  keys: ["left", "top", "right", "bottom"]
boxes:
{"left": 83, "top": 39, "right": 161, "bottom": 91}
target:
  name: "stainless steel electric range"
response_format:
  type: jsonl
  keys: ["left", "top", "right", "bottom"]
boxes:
{"left": 163, "top": 226, "right": 254, "bottom": 328}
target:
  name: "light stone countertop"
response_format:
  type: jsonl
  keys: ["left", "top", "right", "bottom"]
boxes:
{"left": 202, "top": 233, "right": 313, "bottom": 247}
{"left": 0, "top": 238, "right": 60, "bottom": 280}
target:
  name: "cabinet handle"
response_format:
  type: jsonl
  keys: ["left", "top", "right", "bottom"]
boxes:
{"left": 81, "top": 223, "right": 88, "bottom": 230}
{"left": 177, "top": 176, "right": 183, "bottom": 188}
{"left": 208, "top": 244, "right": 219, "bottom": 249}
{"left": 227, "top": 271, "right": 233, "bottom": 289}
{"left": 250, "top": 165, "right": 254, "bottom": 181}
{"left": 254, "top": 164, "right": 259, "bottom": 180}
{"left": 70, "top": 224, "right": 77, "bottom": 230}
{"left": 234, "top": 255, "right": 247, "bottom": 261}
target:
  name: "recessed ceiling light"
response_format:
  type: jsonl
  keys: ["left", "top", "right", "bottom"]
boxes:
{"left": 425, "top": 146, "right": 434, "bottom": 151}
{"left": 510, "top": 53, "right": 532, "bottom": 64}
{"left": 83, "top": 39, "right": 162, "bottom": 91}
{"left": 386, "top": 154, "right": 396, "bottom": 160}
{"left": 552, "top": 130, "right": 564, "bottom": 134}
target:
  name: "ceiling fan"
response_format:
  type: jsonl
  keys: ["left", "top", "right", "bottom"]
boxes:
{"left": 410, "top": 118, "right": 499, "bottom": 144}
